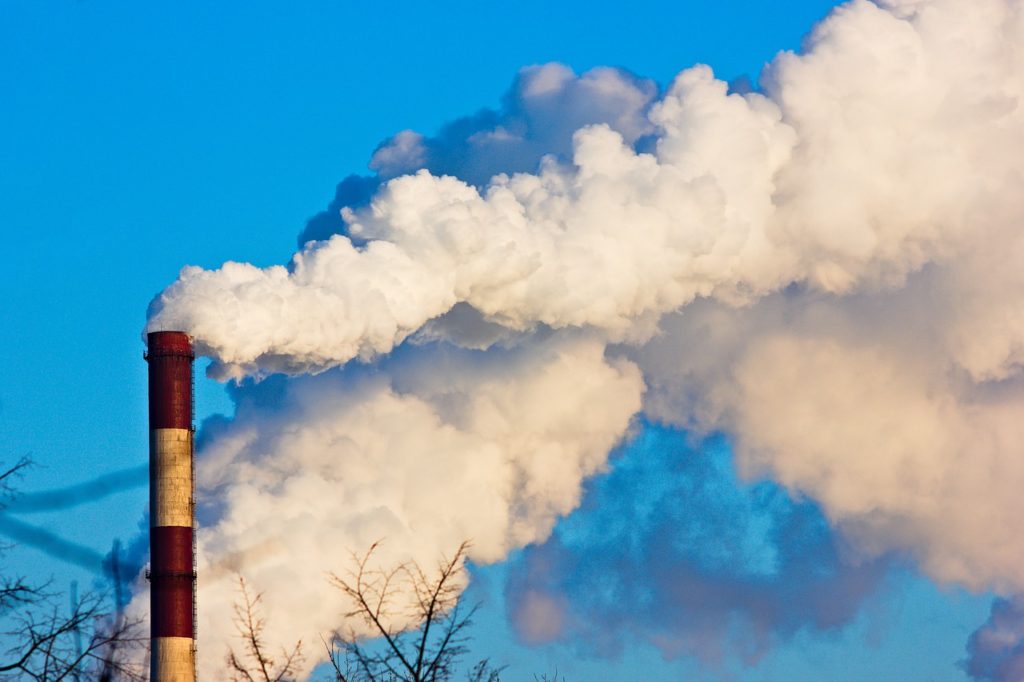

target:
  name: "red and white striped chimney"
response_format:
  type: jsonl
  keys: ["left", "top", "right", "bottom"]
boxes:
{"left": 146, "top": 331, "right": 196, "bottom": 681}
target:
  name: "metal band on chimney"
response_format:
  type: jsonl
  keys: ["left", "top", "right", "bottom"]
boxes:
{"left": 147, "top": 331, "right": 196, "bottom": 682}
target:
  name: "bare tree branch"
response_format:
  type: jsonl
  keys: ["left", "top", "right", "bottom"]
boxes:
{"left": 324, "top": 541, "right": 503, "bottom": 682}
{"left": 0, "top": 458, "right": 145, "bottom": 681}
{"left": 0, "top": 589, "right": 145, "bottom": 681}
{"left": 228, "top": 575, "right": 304, "bottom": 682}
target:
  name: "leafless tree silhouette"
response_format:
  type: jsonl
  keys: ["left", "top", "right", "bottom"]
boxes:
{"left": 0, "top": 458, "right": 144, "bottom": 681}
{"left": 228, "top": 576, "right": 304, "bottom": 682}
{"left": 0, "top": 589, "right": 143, "bottom": 681}
{"left": 323, "top": 541, "right": 503, "bottom": 682}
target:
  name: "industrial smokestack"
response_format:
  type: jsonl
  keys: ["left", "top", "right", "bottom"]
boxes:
{"left": 146, "top": 331, "right": 196, "bottom": 681}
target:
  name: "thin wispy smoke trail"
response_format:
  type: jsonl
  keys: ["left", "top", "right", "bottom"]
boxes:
{"left": 7, "top": 465, "right": 147, "bottom": 514}
{"left": 0, "top": 514, "right": 106, "bottom": 574}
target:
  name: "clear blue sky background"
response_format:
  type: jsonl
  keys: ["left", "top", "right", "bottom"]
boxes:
{"left": 0, "top": 1, "right": 992, "bottom": 679}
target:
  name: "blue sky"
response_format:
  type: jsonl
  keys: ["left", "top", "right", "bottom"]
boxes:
{"left": 0, "top": 1, "right": 1000, "bottom": 679}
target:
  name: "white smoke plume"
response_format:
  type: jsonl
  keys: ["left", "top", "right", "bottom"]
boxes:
{"left": 137, "top": 337, "right": 642, "bottom": 677}
{"left": 298, "top": 64, "right": 659, "bottom": 248}
{"left": 142, "top": 0, "right": 1024, "bottom": 675}
{"left": 149, "top": 0, "right": 1024, "bottom": 379}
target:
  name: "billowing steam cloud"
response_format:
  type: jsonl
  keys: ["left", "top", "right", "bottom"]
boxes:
{"left": 300, "top": 62, "right": 659, "bottom": 248}
{"left": 141, "top": 0, "right": 1024, "bottom": 676}
{"left": 630, "top": 281, "right": 1024, "bottom": 592}
{"left": 150, "top": 337, "right": 642, "bottom": 677}
{"left": 148, "top": 0, "right": 1024, "bottom": 383}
